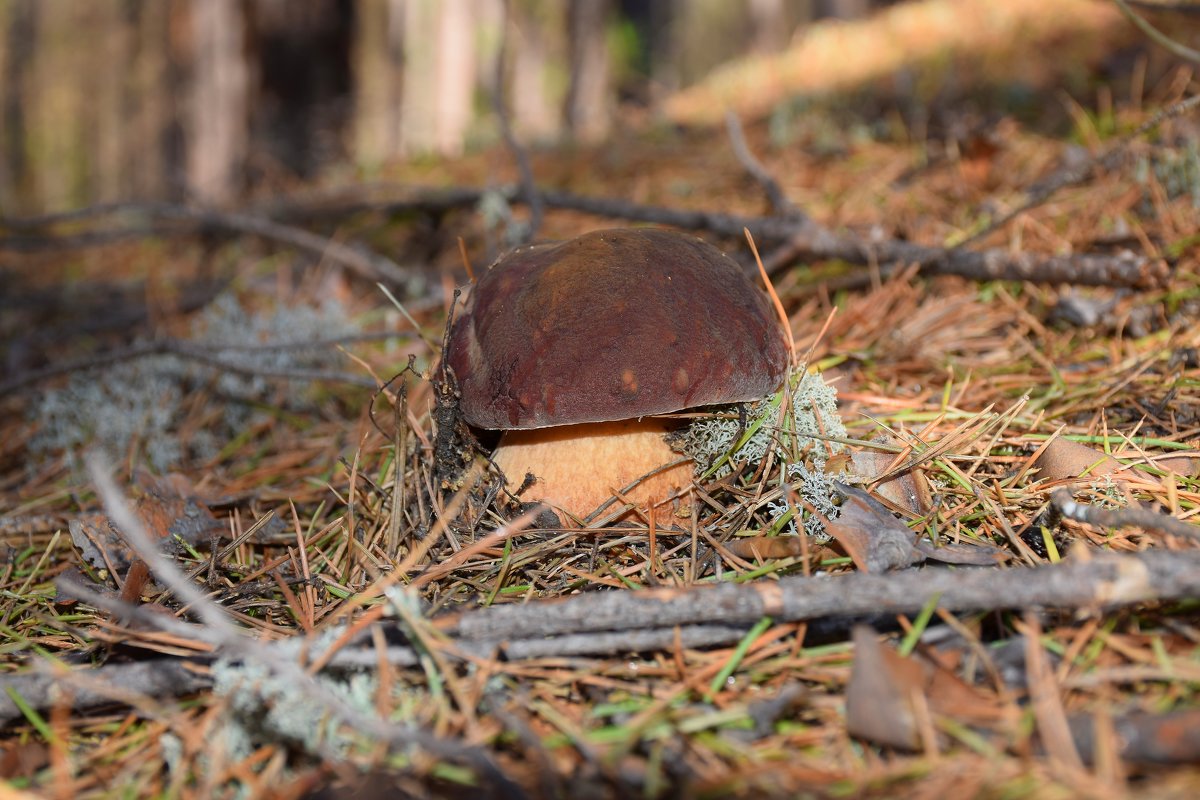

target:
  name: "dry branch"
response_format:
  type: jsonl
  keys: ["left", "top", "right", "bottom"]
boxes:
{"left": 957, "top": 91, "right": 1200, "bottom": 249}
{"left": 4, "top": 187, "right": 1168, "bottom": 290}
{"left": 16, "top": 548, "right": 1200, "bottom": 728}
{"left": 0, "top": 660, "right": 210, "bottom": 726}
{"left": 0, "top": 333, "right": 390, "bottom": 397}
{"left": 442, "top": 550, "right": 1200, "bottom": 643}
{"left": 2, "top": 203, "right": 410, "bottom": 286}
{"left": 64, "top": 456, "right": 523, "bottom": 793}
{"left": 303, "top": 186, "right": 1170, "bottom": 288}
{"left": 725, "top": 111, "right": 805, "bottom": 221}
{"left": 1052, "top": 488, "right": 1200, "bottom": 541}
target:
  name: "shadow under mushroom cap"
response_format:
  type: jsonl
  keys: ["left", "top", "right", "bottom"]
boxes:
{"left": 446, "top": 228, "right": 791, "bottom": 430}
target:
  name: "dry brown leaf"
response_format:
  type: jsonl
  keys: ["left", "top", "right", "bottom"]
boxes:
{"left": 724, "top": 536, "right": 806, "bottom": 560}
{"left": 852, "top": 440, "right": 930, "bottom": 515}
{"left": 0, "top": 740, "right": 49, "bottom": 780}
{"left": 1036, "top": 438, "right": 1124, "bottom": 481}
{"left": 68, "top": 472, "right": 222, "bottom": 572}
{"left": 847, "top": 627, "right": 1012, "bottom": 751}
{"left": 846, "top": 626, "right": 926, "bottom": 749}
{"left": 828, "top": 484, "right": 923, "bottom": 572}
{"left": 1036, "top": 438, "right": 1200, "bottom": 482}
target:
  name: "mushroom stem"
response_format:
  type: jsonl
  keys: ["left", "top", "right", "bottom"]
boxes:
{"left": 491, "top": 418, "right": 694, "bottom": 525}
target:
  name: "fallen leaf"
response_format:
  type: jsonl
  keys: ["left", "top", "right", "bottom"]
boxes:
{"left": 724, "top": 536, "right": 830, "bottom": 561}
{"left": 1036, "top": 438, "right": 1200, "bottom": 482}
{"left": 851, "top": 439, "right": 931, "bottom": 515}
{"left": 0, "top": 739, "right": 49, "bottom": 779}
{"left": 725, "top": 536, "right": 804, "bottom": 560}
{"left": 829, "top": 485, "right": 1007, "bottom": 571}
{"left": 68, "top": 472, "right": 222, "bottom": 572}
{"left": 912, "top": 538, "right": 1009, "bottom": 566}
{"left": 847, "top": 627, "right": 1012, "bottom": 751}
{"left": 828, "top": 484, "right": 923, "bottom": 572}
{"left": 846, "top": 626, "right": 925, "bottom": 749}
{"left": 1036, "top": 438, "right": 1122, "bottom": 481}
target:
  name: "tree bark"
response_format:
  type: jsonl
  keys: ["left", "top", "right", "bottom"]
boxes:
{"left": 1, "top": 0, "right": 37, "bottom": 213}
{"left": 564, "top": 0, "right": 611, "bottom": 143}
{"left": 186, "top": 0, "right": 248, "bottom": 204}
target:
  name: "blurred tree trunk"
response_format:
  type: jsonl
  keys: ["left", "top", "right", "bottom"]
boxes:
{"left": 0, "top": 0, "right": 899, "bottom": 213}
{"left": 83, "top": 0, "right": 131, "bottom": 203}
{"left": 817, "top": 0, "right": 871, "bottom": 19}
{"left": 124, "top": 2, "right": 176, "bottom": 201}
{"left": 353, "top": 0, "right": 406, "bottom": 169}
{"left": 186, "top": 0, "right": 248, "bottom": 204}
{"left": 400, "top": 0, "right": 479, "bottom": 156}
{"left": 565, "top": 0, "right": 612, "bottom": 142}
{"left": 619, "top": 0, "right": 680, "bottom": 97}
{"left": 748, "top": 0, "right": 789, "bottom": 53}
{"left": 509, "top": 1, "right": 563, "bottom": 141}
{"left": 247, "top": 0, "right": 355, "bottom": 181}
{"left": 1, "top": 0, "right": 37, "bottom": 213}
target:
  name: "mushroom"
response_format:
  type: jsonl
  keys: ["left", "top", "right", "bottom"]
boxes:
{"left": 444, "top": 228, "right": 790, "bottom": 524}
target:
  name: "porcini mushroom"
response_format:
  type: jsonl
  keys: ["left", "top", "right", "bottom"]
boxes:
{"left": 445, "top": 228, "right": 789, "bottom": 523}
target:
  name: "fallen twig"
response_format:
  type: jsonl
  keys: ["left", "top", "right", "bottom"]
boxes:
{"left": 0, "top": 328, "right": 417, "bottom": 398}
{"left": 4, "top": 187, "right": 1168, "bottom": 289}
{"left": 0, "top": 335, "right": 381, "bottom": 398}
{"left": 2, "top": 203, "right": 411, "bottom": 286}
{"left": 957, "top": 92, "right": 1200, "bottom": 249}
{"left": 18, "top": 548, "right": 1200, "bottom": 728}
{"left": 0, "top": 659, "right": 212, "bottom": 727}
{"left": 725, "top": 111, "right": 806, "bottom": 221}
{"left": 62, "top": 456, "right": 525, "bottom": 794}
{"left": 1051, "top": 488, "right": 1200, "bottom": 541}
{"left": 442, "top": 549, "right": 1200, "bottom": 642}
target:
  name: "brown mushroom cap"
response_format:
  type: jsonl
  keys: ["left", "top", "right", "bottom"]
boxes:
{"left": 446, "top": 228, "right": 789, "bottom": 429}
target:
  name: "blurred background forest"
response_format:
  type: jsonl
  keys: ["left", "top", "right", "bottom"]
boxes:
{"left": 0, "top": 0, "right": 1031, "bottom": 214}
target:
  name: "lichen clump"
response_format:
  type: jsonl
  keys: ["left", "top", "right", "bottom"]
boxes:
{"left": 674, "top": 367, "right": 847, "bottom": 537}
{"left": 29, "top": 294, "right": 357, "bottom": 471}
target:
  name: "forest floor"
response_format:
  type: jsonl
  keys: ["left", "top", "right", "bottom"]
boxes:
{"left": 2, "top": 2, "right": 1200, "bottom": 798}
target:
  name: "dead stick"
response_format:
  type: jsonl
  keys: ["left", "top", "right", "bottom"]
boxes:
{"left": 5, "top": 192, "right": 1166, "bottom": 289}
{"left": 443, "top": 550, "right": 1200, "bottom": 641}
{"left": 725, "top": 111, "right": 805, "bottom": 221}
{"left": 1052, "top": 488, "right": 1200, "bottom": 541}
{"left": 0, "top": 337, "right": 379, "bottom": 397}
{"left": 17, "top": 550, "right": 1199, "bottom": 724}
{"left": 3, "top": 203, "right": 410, "bottom": 286}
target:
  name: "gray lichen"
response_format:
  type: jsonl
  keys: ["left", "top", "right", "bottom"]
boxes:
{"left": 29, "top": 293, "right": 358, "bottom": 472}
{"left": 674, "top": 367, "right": 847, "bottom": 538}
{"left": 211, "top": 656, "right": 379, "bottom": 761}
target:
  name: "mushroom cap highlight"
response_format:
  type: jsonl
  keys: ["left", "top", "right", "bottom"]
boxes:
{"left": 446, "top": 228, "right": 790, "bottom": 430}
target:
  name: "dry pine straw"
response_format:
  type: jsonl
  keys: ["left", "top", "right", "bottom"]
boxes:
{"left": 2, "top": 101, "right": 1200, "bottom": 797}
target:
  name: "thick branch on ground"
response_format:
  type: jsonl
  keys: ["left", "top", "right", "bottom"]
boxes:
{"left": 441, "top": 550, "right": 1200, "bottom": 642}
{"left": 3, "top": 190, "right": 1167, "bottom": 289}
{"left": 0, "top": 660, "right": 210, "bottom": 726}
{"left": 12, "top": 549, "right": 1199, "bottom": 726}
{"left": 276, "top": 186, "right": 1168, "bottom": 289}
{"left": 776, "top": 227, "right": 1167, "bottom": 288}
